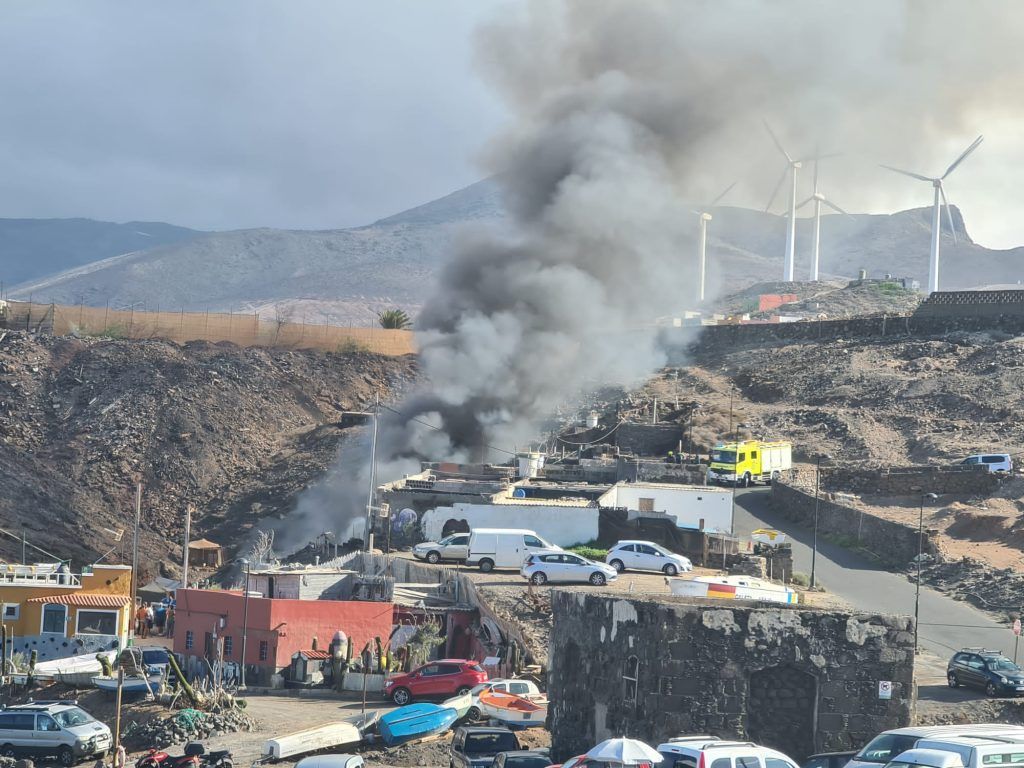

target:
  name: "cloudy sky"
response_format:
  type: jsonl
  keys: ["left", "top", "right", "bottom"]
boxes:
{"left": 1, "top": 1, "right": 1022, "bottom": 249}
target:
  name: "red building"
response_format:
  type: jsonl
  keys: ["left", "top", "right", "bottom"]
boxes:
{"left": 174, "top": 588, "right": 394, "bottom": 685}
{"left": 758, "top": 293, "right": 798, "bottom": 312}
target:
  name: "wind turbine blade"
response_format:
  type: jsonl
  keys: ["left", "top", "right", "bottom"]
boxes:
{"left": 711, "top": 180, "right": 737, "bottom": 206}
{"left": 822, "top": 198, "right": 851, "bottom": 216}
{"left": 796, "top": 196, "right": 816, "bottom": 209}
{"left": 764, "top": 166, "right": 788, "bottom": 212}
{"left": 812, "top": 157, "right": 819, "bottom": 194}
{"left": 763, "top": 119, "right": 793, "bottom": 163}
{"left": 942, "top": 135, "right": 984, "bottom": 179}
{"left": 938, "top": 185, "right": 958, "bottom": 245}
{"left": 879, "top": 164, "right": 933, "bottom": 182}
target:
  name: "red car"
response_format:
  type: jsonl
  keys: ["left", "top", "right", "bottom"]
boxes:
{"left": 384, "top": 659, "right": 488, "bottom": 705}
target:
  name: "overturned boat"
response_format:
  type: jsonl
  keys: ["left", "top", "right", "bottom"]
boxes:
{"left": 666, "top": 574, "right": 799, "bottom": 605}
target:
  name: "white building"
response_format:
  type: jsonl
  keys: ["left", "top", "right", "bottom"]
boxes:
{"left": 598, "top": 482, "right": 733, "bottom": 533}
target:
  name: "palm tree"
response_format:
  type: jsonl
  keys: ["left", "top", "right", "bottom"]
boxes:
{"left": 377, "top": 308, "right": 411, "bottom": 330}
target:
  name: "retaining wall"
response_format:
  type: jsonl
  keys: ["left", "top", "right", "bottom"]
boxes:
{"left": 821, "top": 465, "right": 998, "bottom": 496}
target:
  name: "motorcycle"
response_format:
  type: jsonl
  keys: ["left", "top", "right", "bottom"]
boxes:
{"left": 135, "top": 742, "right": 232, "bottom": 768}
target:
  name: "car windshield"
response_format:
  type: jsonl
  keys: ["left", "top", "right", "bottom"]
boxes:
{"left": 439, "top": 535, "right": 457, "bottom": 545}
{"left": 986, "top": 656, "right": 1021, "bottom": 672}
{"left": 465, "top": 733, "right": 520, "bottom": 754}
{"left": 856, "top": 735, "right": 918, "bottom": 763}
{"left": 505, "top": 757, "right": 550, "bottom": 768}
{"left": 713, "top": 450, "right": 737, "bottom": 463}
{"left": 961, "top": 457, "right": 982, "bottom": 465}
{"left": 53, "top": 707, "right": 95, "bottom": 728}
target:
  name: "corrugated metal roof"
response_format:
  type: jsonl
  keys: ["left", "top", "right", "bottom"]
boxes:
{"left": 294, "top": 649, "right": 331, "bottom": 660}
{"left": 25, "top": 593, "right": 131, "bottom": 607}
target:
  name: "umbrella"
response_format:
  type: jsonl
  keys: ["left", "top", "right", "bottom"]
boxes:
{"left": 585, "top": 738, "right": 662, "bottom": 766}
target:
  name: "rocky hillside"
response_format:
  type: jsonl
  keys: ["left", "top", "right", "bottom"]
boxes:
{"left": 0, "top": 331, "right": 416, "bottom": 576}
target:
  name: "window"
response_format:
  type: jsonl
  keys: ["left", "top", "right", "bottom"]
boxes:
{"left": 736, "top": 757, "right": 761, "bottom": 768}
{"left": 224, "top": 636, "right": 233, "bottom": 656}
{"left": 438, "top": 663, "right": 461, "bottom": 675}
{"left": 618, "top": 544, "right": 636, "bottom": 552}
{"left": 638, "top": 497, "right": 655, "bottom": 513}
{"left": 982, "top": 753, "right": 1024, "bottom": 765}
{"left": 638, "top": 544, "right": 658, "bottom": 555}
{"left": 452, "top": 535, "right": 469, "bottom": 545}
{"left": 419, "top": 664, "right": 441, "bottom": 676}
{"left": 185, "top": 630, "right": 194, "bottom": 650}
{"left": 622, "top": 655, "right": 639, "bottom": 703}
{"left": 76, "top": 610, "right": 118, "bottom": 635}
{"left": 509, "top": 682, "right": 530, "bottom": 695}
{"left": 751, "top": 451, "right": 758, "bottom": 459}
{"left": 738, "top": 453, "right": 746, "bottom": 462}
{"left": 42, "top": 604, "right": 66, "bottom": 633}
{"left": 659, "top": 755, "right": 697, "bottom": 768}
{"left": 565, "top": 555, "right": 585, "bottom": 565}
{"left": 0, "top": 713, "right": 34, "bottom": 730}
{"left": 2, "top": 603, "right": 18, "bottom": 620}
{"left": 968, "top": 656, "right": 986, "bottom": 670}
{"left": 710, "top": 759, "right": 732, "bottom": 768}
{"left": 856, "top": 734, "right": 918, "bottom": 763}
{"left": 52, "top": 707, "right": 93, "bottom": 728}
{"left": 36, "top": 714, "right": 60, "bottom": 732}
{"left": 541, "top": 554, "right": 561, "bottom": 563}
{"left": 766, "top": 759, "right": 798, "bottom": 768}
{"left": 524, "top": 535, "right": 543, "bottom": 548}
{"left": 259, "top": 640, "right": 269, "bottom": 661}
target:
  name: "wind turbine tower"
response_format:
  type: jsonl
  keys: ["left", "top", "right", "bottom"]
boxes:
{"left": 694, "top": 181, "right": 736, "bottom": 304}
{"left": 881, "top": 135, "right": 983, "bottom": 294}
{"left": 763, "top": 121, "right": 801, "bottom": 282}
{"left": 796, "top": 154, "right": 847, "bottom": 281}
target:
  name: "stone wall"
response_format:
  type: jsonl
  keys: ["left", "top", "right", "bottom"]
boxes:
{"left": 916, "top": 290, "right": 1024, "bottom": 318}
{"left": 548, "top": 592, "right": 914, "bottom": 762}
{"left": 819, "top": 465, "right": 998, "bottom": 496}
{"left": 771, "top": 481, "right": 936, "bottom": 567}
{"left": 615, "top": 423, "right": 684, "bottom": 457}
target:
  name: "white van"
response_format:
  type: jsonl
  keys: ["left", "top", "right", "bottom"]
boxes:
{"left": 848, "top": 726, "right": 1024, "bottom": 768}
{"left": 0, "top": 702, "right": 112, "bottom": 765}
{"left": 466, "top": 528, "right": 561, "bottom": 572}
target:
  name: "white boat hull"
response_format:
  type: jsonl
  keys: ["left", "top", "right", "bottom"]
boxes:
{"left": 479, "top": 700, "right": 547, "bottom": 726}
{"left": 667, "top": 576, "right": 798, "bottom": 605}
{"left": 263, "top": 720, "right": 363, "bottom": 760}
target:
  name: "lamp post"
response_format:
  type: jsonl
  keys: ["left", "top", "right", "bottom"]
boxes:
{"left": 914, "top": 492, "right": 939, "bottom": 653}
{"left": 239, "top": 558, "right": 251, "bottom": 690}
{"left": 810, "top": 453, "right": 832, "bottom": 590}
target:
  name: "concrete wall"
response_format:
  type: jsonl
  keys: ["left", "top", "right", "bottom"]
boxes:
{"left": 548, "top": 592, "right": 914, "bottom": 762}
{"left": 420, "top": 502, "right": 599, "bottom": 546}
{"left": 771, "top": 481, "right": 936, "bottom": 567}
{"left": 820, "top": 465, "right": 998, "bottom": 496}
{"left": 599, "top": 484, "right": 733, "bottom": 532}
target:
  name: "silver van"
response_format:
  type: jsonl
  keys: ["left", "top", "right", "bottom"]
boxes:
{"left": 848, "top": 726, "right": 1024, "bottom": 768}
{"left": 0, "top": 702, "right": 112, "bottom": 765}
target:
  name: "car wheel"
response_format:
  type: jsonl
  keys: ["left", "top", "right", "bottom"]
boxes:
{"left": 947, "top": 672, "right": 959, "bottom": 688}
{"left": 987, "top": 682, "right": 999, "bottom": 697}
{"left": 467, "top": 706, "right": 481, "bottom": 721}
{"left": 456, "top": 685, "right": 472, "bottom": 695}
{"left": 0, "top": 746, "right": 16, "bottom": 759}
{"left": 610, "top": 559, "right": 624, "bottom": 573}
{"left": 391, "top": 687, "right": 412, "bottom": 705}
{"left": 426, "top": 551, "right": 441, "bottom": 564}
{"left": 590, "top": 572, "right": 607, "bottom": 586}
{"left": 479, "top": 558, "right": 494, "bottom": 573}
{"left": 531, "top": 572, "right": 548, "bottom": 586}
{"left": 58, "top": 746, "right": 75, "bottom": 767}
{"left": 663, "top": 564, "right": 678, "bottom": 577}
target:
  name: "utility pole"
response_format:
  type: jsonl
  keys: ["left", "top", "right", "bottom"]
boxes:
{"left": 364, "top": 392, "right": 380, "bottom": 553}
{"left": 130, "top": 483, "right": 142, "bottom": 640}
{"left": 182, "top": 505, "right": 192, "bottom": 591}
{"left": 240, "top": 559, "right": 251, "bottom": 689}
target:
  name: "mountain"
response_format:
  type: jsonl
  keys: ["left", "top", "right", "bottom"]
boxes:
{"left": 8, "top": 178, "right": 1024, "bottom": 324}
{"left": 0, "top": 218, "right": 203, "bottom": 289}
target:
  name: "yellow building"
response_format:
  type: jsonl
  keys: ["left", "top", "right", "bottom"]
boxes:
{"left": 0, "top": 562, "right": 133, "bottom": 662}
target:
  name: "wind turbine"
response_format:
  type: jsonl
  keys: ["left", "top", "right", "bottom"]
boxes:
{"left": 881, "top": 135, "right": 983, "bottom": 294}
{"left": 795, "top": 154, "right": 849, "bottom": 281}
{"left": 763, "top": 121, "right": 802, "bottom": 282}
{"left": 693, "top": 181, "right": 736, "bottom": 304}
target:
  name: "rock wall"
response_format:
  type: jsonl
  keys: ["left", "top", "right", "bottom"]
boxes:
{"left": 615, "top": 423, "right": 684, "bottom": 456}
{"left": 820, "top": 465, "right": 997, "bottom": 496}
{"left": 548, "top": 592, "right": 914, "bottom": 762}
{"left": 771, "top": 481, "right": 936, "bottom": 567}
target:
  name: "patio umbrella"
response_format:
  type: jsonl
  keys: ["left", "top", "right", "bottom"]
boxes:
{"left": 585, "top": 738, "right": 662, "bottom": 765}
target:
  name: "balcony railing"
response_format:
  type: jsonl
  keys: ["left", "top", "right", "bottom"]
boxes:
{"left": 0, "top": 565, "right": 81, "bottom": 587}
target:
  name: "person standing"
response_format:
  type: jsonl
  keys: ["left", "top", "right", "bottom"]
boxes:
{"left": 135, "top": 603, "right": 148, "bottom": 638}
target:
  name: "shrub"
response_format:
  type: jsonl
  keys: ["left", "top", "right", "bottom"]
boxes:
{"left": 790, "top": 571, "right": 810, "bottom": 587}
{"left": 568, "top": 541, "right": 608, "bottom": 561}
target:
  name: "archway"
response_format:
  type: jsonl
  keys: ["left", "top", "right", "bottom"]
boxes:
{"left": 442, "top": 518, "right": 470, "bottom": 537}
{"left": 747, "top": 665, "right": 817, "bottom": 760}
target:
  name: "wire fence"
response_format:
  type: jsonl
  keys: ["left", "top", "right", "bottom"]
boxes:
{"left": 1, "top": 300, "right": 416, "bottom": 356}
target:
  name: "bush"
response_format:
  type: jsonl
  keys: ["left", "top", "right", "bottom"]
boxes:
{"left": 568, "top": 541, "right": 608, "bottom": 561}
{"left": 790, "top": 571, "right": 810, "bottom": 587}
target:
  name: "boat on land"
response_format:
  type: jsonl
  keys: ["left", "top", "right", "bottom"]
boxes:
{"left": 34, "top": 651, "right": 117, "bottom": 686}
{"left": 263, "top": 713, "right": 376, "bottom": 760}
{"left": 91, "top": 674, "right": 158, "bottom": 693}
{"left": 666, "top": 574, "right": 799, "bottom": 604}
{"left": 477, "top": 690, "right": 547, "bottom": 727}
{"left": 378, "top": 703, "right": 459, "bottom": 746}
{"left": 441, "top": 691, "right": 473, "bottom": 719}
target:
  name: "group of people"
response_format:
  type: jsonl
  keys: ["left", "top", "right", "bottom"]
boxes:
{"left": 134, "top": 599, "right": 175, "bottom": 639}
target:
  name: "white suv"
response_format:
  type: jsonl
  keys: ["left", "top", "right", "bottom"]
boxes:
{"left": 960, "top": 454, "right": 1013, "bottom": 474}
{"left": 656, "top": 737, "right": 799, "bottom": 768}
{"left": 606, "top": 540, "right": 693, "bottom": 576}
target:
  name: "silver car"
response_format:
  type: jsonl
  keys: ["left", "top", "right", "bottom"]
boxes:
{"left": 412, "top": 533, "right": 470, "bottom": 564}
{"left": 0, "top": 702, "right": 112, "bottom": 765}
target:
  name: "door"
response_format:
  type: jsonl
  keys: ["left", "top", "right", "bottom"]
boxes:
{"left": 965, "top": 654, "right": 987, "bottom": 688}
{"left": 561, "top": 554, "right": 590, "bottom": 583}
{"left": 611, "top": 544, "right": 635, "bottom": 568}
{"left": 635, "top": 544, "right": 661, "bottom": 571}
{"left": 446, "top": 534, "right": 470, "bottom": 560}
{"left": 35, "top": 714, "right": 61, "bottom": 756}
{"left": 435, "top": 663, "right": 463, "bottom": 693}
{"left": 414, "top": 664, "right": 444, "bottom": 695}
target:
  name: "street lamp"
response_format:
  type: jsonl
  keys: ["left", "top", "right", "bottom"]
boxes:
{"left": 810, "top": 453, "right": 833, "bottom": 590}
{"left": 239, "top": 558, "right": 251, "bottom": 690}
{"left": 914, "top": 492, "right": 939, "bottom": 653}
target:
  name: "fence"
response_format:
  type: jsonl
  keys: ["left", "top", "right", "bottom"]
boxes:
{"left": 1, "top": 300, "right": 415, "bottom": 356}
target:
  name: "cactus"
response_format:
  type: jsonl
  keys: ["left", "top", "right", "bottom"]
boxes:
{"left": 374, "top": 637, "right": 383, "bottom": 673}
{"left": 97, "top": 653, "right": 113, "bottom": 677}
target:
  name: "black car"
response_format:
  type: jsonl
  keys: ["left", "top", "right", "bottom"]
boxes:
{"left": 947, "top": 648, "right": 1024, "bottom": 696}
{"left": 493, "top": 752, "right": 552, "bottom": 768}
{"left": 802, "top": 752, "right": 856, "bottom": 768}
{"left": 450, "top": 727, "right": 522, "bottom": 768}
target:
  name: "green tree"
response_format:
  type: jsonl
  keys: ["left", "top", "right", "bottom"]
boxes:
{"left": 377, "top": 308, "right": 412, "bottom": 330}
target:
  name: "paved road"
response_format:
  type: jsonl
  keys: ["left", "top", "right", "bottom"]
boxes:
{"left": 732, "top": 487, "right": 1017, "bottom": 668}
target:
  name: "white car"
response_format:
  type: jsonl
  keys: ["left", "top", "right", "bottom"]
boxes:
{"left": 657, "top": 737, "right": 799, "bottom": 768}
{"left": 520, "top": 551, "right": 617, "bottom": 586}
{"left": 605, "top": 540, "right": 693, "bottom": 576}
{"left": 412, "top": 533, "right": 470, "bottom": 564}
{"left": 960, "top": 454, "right": 1013, "bottom": 474}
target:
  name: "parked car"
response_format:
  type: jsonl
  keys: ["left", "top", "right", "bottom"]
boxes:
{"left": 413, "top": 533, "right": 471, "bottom": 564}
{"left": 605, "top": 540, "right": 693, "bottom": 576}
{"left": 385, "top": 659, "right": 488, "bottom": 705}
{"left": 0, "top": 702, "right": 112, "bottom": 765}
{"left": 960, "top": 454, "right": 1013, "bottom": 474}
{"left": 656, "top": 737, "right": 799, "bottom": 768}
{"left": 466, "top": 679, "right": 546, "bottom": 721}
{"left": 493, "top": 752, "right": 551, "bottom": 768}
{"left": 803, "top": 752, "right": 856, "bottom": 768}
{"left": 947, "top": 648, "right": 1024, "bottom": 696}
{"left": 883, "top": 750, "right": 966, "bottom": 768}
{"left": 912, "top": 735, "right": 1024, "bottom": 768}
{"left": 467, "top": 529, "right": 561, "bottom": 572}
{"left": 520, "top": 552, "right": 617, "bottom": 586}
{"left": 845, "top": 726, "right": 1024, "bottom": 768}
{"left": 450, "top": 727, "right": 521, "bottom": 768}
{"left": 295, "top": 757, "right": 363, "bottom": 768}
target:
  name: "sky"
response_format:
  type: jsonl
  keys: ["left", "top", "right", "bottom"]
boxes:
{"left": 0, "top": 1, "right": 1022, "bottom": 249}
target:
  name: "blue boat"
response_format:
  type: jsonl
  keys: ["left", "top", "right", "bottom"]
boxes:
{"left": 378, "top": 703, "right": 458, "bottom": 746}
